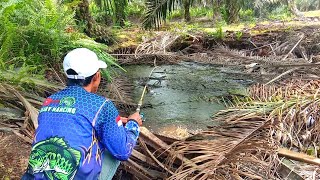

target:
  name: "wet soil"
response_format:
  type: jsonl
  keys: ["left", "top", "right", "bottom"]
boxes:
{"left": 0, "top": 132, "right": 30, "bottom": 180}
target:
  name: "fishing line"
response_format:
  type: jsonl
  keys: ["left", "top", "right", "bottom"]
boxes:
{"left": 136, "top": 60, "right": 157, "bottom": 121}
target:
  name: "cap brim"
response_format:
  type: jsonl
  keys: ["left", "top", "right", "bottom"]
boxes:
{"left": 98, "top": 60, "right": 107, "bottom": 69}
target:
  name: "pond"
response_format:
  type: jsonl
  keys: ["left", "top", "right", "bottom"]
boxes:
{"left": 124, "top": 62, "right": 254, "bottom": 133}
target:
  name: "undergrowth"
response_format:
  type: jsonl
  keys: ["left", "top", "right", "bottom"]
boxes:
{"left": 0, "top": 0, "right": 120, "bottom": 88}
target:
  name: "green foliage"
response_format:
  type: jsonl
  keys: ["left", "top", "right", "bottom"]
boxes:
{"left": 267, "top": 6, "right": 292, "bottom": 20}
{"left": 239, "top": 9, "right": 255, "bottom": 22}
{"left": 0, "top": 0, "right": 120, "bottom": 82}
{"left": 190, "top": 6, "right": 211, "bottom": 18}
{"left": 126, "top": 0, "right": 146, "bottom": 18}
{"left": 219, "top": 4, "right": 229, "bottom": 23}
{"left": 253, "top": 0, "right": 294, "bottom": 20}
{"left": 235, "top": 31, "right": 243, "bottom": 41}
{"left": 209, "top": 24, "right": 225, "bottom": 40}
{"left": 143, "top": 0, "right": 180, "bottom": 29}
{"left": 296, "top": 0, "right": 319, "bottom": 11}
{"left": 167, "top": 9, "right": 184, "bottom": 20}
{"left": 89, "top": 2, "right": 112, "bottom": 25}
{"left": 0, "top": 0, "right": 76, "bottom": 71}
{"left": 114, "top": 0, "right": 128, "bottom": 26}
{"left": 166, "top": 5, "right": 214, "bottom": 21}
{"left": 0, "top": 68, "right": 63, "bottom": 92}
{"left": 93, "top": 0, "right": 128, "bottom": 27}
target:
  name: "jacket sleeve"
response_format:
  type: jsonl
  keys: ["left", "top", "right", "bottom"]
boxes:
{"left": 94, "top": 100, "right": 140, "bottom": 161}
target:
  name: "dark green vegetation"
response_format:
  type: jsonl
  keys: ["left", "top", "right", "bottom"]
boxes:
{"left": 0, "top": 0, "right": 120, "bottom": 93}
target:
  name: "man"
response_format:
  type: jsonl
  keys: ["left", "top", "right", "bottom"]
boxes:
{"left": 22, "top": 48, "right": 142, "bottom": 180}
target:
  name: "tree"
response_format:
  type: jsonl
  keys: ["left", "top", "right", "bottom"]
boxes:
{"left": 212, "top": 0, "right": 222, "bottom": 23}
{"left": 75, "top": 0, "right": 114, "bottom": 44}
{"left": 287, "top": 0, "right": 304, "bottom": 17}
{"left": 254, "top": 0, "right": 304, "bottom": 18}
{"left": 93, "top": 0, "right": 128, "bottom": 27}
{"left": 113, "top": 0, "right": 127, "bottom": 27}
{"left": 76, "top": 0, "right": 94, "bottom": 33}
{"left": 143, "top": 0, "right": 181, "bottom": 29}
{"left": 143, "top": 0, "right": 244, "bottom": 29}
{"left": 143, "top": 0, "right": 214, "bottom": 29}
{"left": 184, "top": 0, "right": 191, "bottom": 22}
{"left": 225, "top": 0, "right": 241, "bottom": 23}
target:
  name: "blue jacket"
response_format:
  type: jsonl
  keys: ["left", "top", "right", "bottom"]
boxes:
{"left": 22, "top": 86, "right": 140, "bottom": 180}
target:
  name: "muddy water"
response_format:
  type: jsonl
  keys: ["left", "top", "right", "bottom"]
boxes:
{"left": 124, "top": 62, "right": 254, "bottom": 133}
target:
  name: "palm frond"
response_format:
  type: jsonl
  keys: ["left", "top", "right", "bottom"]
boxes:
{"left": 248, "top": 80, "right": 320, "bottom": 151}
{"left": 167, "top": 116, "right": 277, "bottom": 179}
{"left": 165, "top": 80, "right": 320, "bottom": 179}
{"left": 143, "top": 0, "right": 182, "bottom": 29}
{"left": 105, "top": 77, "right": 134, "bottom": 111}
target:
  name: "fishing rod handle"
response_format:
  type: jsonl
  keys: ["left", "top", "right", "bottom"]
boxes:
{"left": 136, "top": 104, "right": 142, "bottom": 112}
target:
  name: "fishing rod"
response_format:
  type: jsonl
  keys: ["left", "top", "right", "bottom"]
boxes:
{"left": 136, "top": 66, "right": 157, "bottom": 121}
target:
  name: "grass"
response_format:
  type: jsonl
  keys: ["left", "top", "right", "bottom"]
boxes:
{"left": 110, "top": 27, "right": 156, "bottom": 50}
{"left": 167, "top": 10, "right": 320, "bottom": 37}
{"left": 303, "top": 10, "right": 320, "bottom": 17}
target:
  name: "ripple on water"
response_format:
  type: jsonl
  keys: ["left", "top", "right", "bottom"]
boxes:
{"left": 124, "top": 61, "right": 254, "bottom": 133}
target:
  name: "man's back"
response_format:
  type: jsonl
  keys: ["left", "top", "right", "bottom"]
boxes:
{"left": 24, "top": 86, "right": 128, "bottom": 179}
{"left": 23, "top": 48, "right": 142, "bottom": 180}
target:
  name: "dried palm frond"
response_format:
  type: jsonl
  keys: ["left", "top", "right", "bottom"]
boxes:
{"left": 249, "top": 80, "right": 320, "bottom": 101}
{"left": 0, "top": 67, "right": 64, "bottom": 139}
{"left": 165, "top": 79, "right": 320, "bottom": 179}
{"left": 248, "top": 80, "right": 320, "bottom": 151}
{"left": 167, "top": 116, "right": 278, "bottom": 179}
{"left": 0, "top": 83, "right": 43, "bottom": 141}
{"left": 103, "top": 77, "right": 136, "bottom": 113}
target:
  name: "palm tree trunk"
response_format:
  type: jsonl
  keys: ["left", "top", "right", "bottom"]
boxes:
{"left": 184, "top": 0, "right": 191, "bottom": 22}
{"left": 212, "top": 0, "right": 222, "bottom": 23}
{"left": 287, "top": 0, "right": 304, "bottom": 17}
{"left": 76, "top": 0, "right": 94, "bottom": 36}
{"left": 76, "top": 0, "right": 114, "bottom": 44}
{"left": 114, "top": 0, "right": 126, "bottom": 27}
{"left": 226, "top": 0, "right": 240, "bottom": 24}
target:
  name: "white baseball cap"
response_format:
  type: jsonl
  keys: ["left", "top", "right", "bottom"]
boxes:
{"left": 63, "top": 48, "right": 107, "bottom": 79}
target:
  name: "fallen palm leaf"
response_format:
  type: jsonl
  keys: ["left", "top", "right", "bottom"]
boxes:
{"left": 167, "top": 117, "right": 277, "bottom": 180}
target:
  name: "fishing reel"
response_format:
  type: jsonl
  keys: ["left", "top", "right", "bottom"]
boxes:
{"left": 140, "top": 112, "right": 146, "bottom": 122}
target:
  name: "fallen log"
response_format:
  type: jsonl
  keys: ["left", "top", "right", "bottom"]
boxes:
{"left": 122, "top": 160, "right": 151, "bottom": 180}
{"left": 131, "top": 150, "right": 159, "bottom": 170}
{"left": 123, "top": 158, "right": 166, "bottom": 179}
{"left": 139, "top": 139, "right": 174, "bottom": 175}
{"left": 278, "top": 148, "right": 320, "bottom": 166}
{"left": 140, "top": 127, "right": 197, "bottom": 168}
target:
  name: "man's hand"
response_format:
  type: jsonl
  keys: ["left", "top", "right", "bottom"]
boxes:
{"left": 120, "top": 117, "right": 128, "bottom": 124}
{"left": 127, "top": 112, "right": 143, "bottom": 126}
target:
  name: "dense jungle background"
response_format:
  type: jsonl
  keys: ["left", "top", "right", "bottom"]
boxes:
{"left": 1, "top": 0, "right": 320, "bottom": 179}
